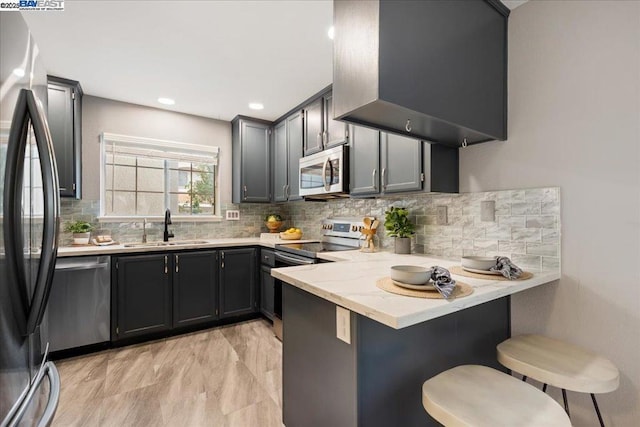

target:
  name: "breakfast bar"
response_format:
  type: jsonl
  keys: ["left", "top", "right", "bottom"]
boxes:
{"left": 271, "top": 252, "right": 560, "bottom": 427}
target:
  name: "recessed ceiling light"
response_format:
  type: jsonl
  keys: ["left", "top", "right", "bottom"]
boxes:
{"left": 249, "top": 103, "right": 264, "bottom": 110}
{"left": 158, "top": 97, "right": 175, "bottom": 105}
{"left": 328, "top": 26, "right": 335, "bottom": 40}
{"left": 13, "top": 68, "right": 25, "bottom": 77}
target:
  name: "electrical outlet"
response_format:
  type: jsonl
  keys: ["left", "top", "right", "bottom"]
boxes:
{"left": 225, "top": 210, "right": 240, "bottom": 220}
{"left": 336, "top": 306, "right": 351, "bottom": 344}
{"left": 481, "top": 200, "right": 496, "bottom": 222}
{"left": 436, "top": 206, "right": 448, "bottom": 225}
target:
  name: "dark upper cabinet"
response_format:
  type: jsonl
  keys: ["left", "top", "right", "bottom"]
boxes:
{"left": 323, "top": 93, "right": 348, "bottom": 149}
{"left": 304, "top": 92, "right": 348, "bottom": 156}
{"left": 219, "top": 248, "right": 257, "bottom": 318}
{"left": 172, "top": 251, "right": 218, "bottom": 328}
{"left": 350, "top": 126, "right": 459, "bottom": 197}
{"left": 232, "top": 116, "right": 271, "bottom": 203}
{"left": 273, "top": 120, "right": 288, "bottom": 202}
{"left": 349, "top": 125, "right": 381, "bottom": 196}
{"left": 47, "top": 76, "right": 82, "bottom": 198}
{"left": 333, "top": 0, "right": 509, "bottom": 147}
{"left": 286, "top": 111, "right": 304, "bottom": 201}
{"left": 380, "top": 133, "right": 423, "bottom": 193}
{"left": 303, "top": 97, "right": 324, "bottom": 156}
{"left": 114, "top": 254, "right": 172, "bottom": 340}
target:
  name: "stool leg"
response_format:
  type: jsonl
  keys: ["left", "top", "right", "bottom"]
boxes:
{"left": 521, "top": 375, "right": 527, "bottom": 382}
{"left": 562, "top": 389, "right": 570, "bottom": 417}
{"left": 591, "top": 394, "right": 605, "bottom": 427}
{"left": 542, "top": 384, "right": 547, "bottom": 393}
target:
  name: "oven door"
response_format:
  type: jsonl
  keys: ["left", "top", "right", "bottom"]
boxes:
{"left": 299, "top": 145, "right": 347, "bottom": 197}
{"left": 272, "top": 251, "right": 317, "bottom": 341}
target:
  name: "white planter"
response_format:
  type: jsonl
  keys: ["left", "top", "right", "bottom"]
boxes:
{"left": 72, "top": 232, "right": 91, "bottom": 245}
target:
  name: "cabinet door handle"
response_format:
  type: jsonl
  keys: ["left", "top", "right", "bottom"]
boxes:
{"left": 175, "top": 255, "right": 179, "bottom": 273}
{"left": 372, "top": 168, "right": 378, "bottom": 190}
{"left": 221, "top": 251, "right": 224, "bottom": 269}
{"left": 243, "top": 185, "right": 247, "bottom": 200}
{"left": 381, "top": 168, "right": 387, "bottom": 191}
{"left": 317, "top": 132, "right": 322, "bottom": 147}
{"left": 322, "top": 131, "right": 327, "bottom": 146}
{"left": 164, "top": 255, "right": 168, "bottom": 274}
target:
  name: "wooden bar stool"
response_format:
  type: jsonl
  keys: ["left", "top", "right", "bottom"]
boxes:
{"left": 497, "top": 334, "right": 620, "bottom": 427}
{"left": 422, "top": 365, "right": 571, "bottom": 426}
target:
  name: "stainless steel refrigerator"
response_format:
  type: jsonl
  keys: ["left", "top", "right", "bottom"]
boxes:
{"left": 1, "top": 11, "right": 61, "bottom": 427}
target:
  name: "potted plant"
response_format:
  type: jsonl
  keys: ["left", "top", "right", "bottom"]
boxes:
{"left": 65, "top": 220, "right": 94, "bottom": 245}
{"left": 264, "top": 213, "right": 283, "bottom": 233}
{"left": 384, "top": 206, "right": 415, "bottom": 254}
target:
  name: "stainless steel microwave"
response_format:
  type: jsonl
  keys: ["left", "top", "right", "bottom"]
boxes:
{"left": 298, "top": 145, "right": 349, "bottom": 198}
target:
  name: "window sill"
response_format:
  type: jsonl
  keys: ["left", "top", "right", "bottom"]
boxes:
{"left": 97, "top": 215, "right": 223, "bottom": 223}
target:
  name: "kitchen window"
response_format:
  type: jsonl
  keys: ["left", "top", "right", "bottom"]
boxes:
{"left": 99, "top": 133, "right": 219, "bottom": 220}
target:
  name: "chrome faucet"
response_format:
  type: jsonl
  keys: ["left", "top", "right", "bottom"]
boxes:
{"left": 163, "top": 209, "right": 174, "bottom": 242}
{"left": 142, "top": 218, "right": 148, "bottom": 243}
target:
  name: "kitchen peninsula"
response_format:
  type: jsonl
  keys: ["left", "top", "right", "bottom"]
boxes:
{"left": 272, "top": 252, "right": 560, "bottom": 427}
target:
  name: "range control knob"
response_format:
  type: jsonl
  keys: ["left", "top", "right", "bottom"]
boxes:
{"left": 358, "top": 226, "right": 364, "bottom": 232}
{"left": 328, "top": 224, "right": 333, "bottom": 230}
{"left": 350, "top": 225, "right": 357, "bottom": 232}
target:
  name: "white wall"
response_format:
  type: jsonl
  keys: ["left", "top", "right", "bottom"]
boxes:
{"left": 460, "top": 1, "right": 640, "bottom": 425}
{"left": 81, "top": 96, "right": 232, "bottom": 203}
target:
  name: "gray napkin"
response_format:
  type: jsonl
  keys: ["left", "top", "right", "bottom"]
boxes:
{"left": 490, "top": 256, "right": 523, "bottom": 279}
{"left": 429, "top": 266, "right": 456, "bottom": 299}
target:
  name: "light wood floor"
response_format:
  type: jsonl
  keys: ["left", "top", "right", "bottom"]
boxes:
{"left": 52, "top": 319, "right": 284, "bottom": 427}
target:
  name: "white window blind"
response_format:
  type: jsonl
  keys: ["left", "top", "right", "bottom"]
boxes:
{"left": 100, "top": 133, "right": 219, "bottom": 217}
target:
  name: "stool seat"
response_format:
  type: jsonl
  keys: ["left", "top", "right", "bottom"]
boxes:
{"left": 497, "top": 334, "right": 619, "bottom": 394}
{"left": 422, "top": 365, "right": 571, "bottom": 427}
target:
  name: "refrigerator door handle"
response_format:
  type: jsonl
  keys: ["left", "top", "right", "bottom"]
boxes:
{"left": 24, "top": 89, "right": 61, "bottom": 335}
{"left": 7, "top": 361, "right": 60, "bottom": 427}
{"left": 3, "top": 89, "right": 31, "bottom": 335}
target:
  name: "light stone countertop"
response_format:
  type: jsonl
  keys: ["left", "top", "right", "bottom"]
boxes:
{"left": 272, "top": 250, "right": 561, "bottom": 329}
{"left": 57, "top": 235, "right": 318, "bottom": 257}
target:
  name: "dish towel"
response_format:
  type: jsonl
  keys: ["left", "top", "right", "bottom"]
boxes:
{"left": 429, "top": 266, "right": 456, "bottom": 299}
{"left": 490, "top": 256, "right": 523, "bottom": 279}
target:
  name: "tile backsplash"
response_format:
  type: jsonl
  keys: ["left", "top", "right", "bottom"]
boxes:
{"left": 60, "top": 186, "right": 560, "bottom": 272}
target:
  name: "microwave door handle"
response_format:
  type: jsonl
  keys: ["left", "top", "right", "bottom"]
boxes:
{"left": 322, "top": 159, "right": 331, "bottom": 191}
{"left": 3, "top": 89, "right": 31, "bottom": 335}
{"left": 24, "top": 89, "right": 60, "bottom": 335}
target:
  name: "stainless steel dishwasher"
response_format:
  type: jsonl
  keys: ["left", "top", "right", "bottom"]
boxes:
{"left": 40, "top": 256, "right": 111, "bottom": 352}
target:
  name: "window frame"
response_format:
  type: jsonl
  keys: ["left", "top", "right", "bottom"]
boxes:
{"left": 98, "top": 132, "right": 221, "bottom": 222}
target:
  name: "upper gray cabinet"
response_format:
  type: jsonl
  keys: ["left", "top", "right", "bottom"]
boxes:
{"left": 350, "top": 125, "right": 459, "bottom": 197}
{"left": 232, "top": 116, "right": 271, "bottom": 203}
{"left": 47, "top": 76, "right": 82, "bottom": 198}
{"left": 304, "top": 91, "right": 348, "bottom": 156}
{"left": 272, "top": 111, "right": 303, "bottom": 203}
{"left": 333, "top": 0, "right": 509, "bottom": 147}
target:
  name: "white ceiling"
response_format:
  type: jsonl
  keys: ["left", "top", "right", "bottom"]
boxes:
{"left": 22, "top": 0, "right": 526, "bottom": 122}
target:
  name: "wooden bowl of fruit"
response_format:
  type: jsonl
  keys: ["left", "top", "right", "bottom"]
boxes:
{"left": 280, "top": 228, "right": 302, "bottom": 240}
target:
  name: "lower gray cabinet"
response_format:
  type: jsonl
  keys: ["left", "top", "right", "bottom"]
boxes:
{"left": 219, "top": 248, "right": 258, "bottom": 318}
{"left": 173, "top": 251, "right": 218, "bottom": 328}
{"left": 260, "top": 266, "right": 275, "bottom": 320}
{"left": 114, "top": 254, "right": 172, "bottom": 340}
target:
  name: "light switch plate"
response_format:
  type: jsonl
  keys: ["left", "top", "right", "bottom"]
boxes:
{"left": 225, "top": 210, "right": 240, "bottom": 220}
{"left": 436, "top": 206, "right": 448, "bottom": 225}
{"left": 481, "top": 201, "right": 496, "bottom": 222}
{"left": 336, "top": 306, "right": 351, "bottom": 344}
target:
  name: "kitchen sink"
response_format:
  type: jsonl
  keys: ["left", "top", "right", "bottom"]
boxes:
{"left": 123, "top": 240, "right": 209, "bottom": 248}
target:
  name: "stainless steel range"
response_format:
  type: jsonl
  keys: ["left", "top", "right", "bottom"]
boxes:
{"left": 272, "top": 217, "right": 372, "bottom": 340}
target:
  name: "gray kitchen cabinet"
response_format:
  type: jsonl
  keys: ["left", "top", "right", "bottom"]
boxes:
{"left": 323, "top": 92, "right": 348, "bottom": 149}
{"left": 47, "top": 76, "right": 82, "bottom": 198}
{"left": 349, "top": 125, "right": 381, "bottom": 196}
{"left": 380, "top": 133, "right": 423, "bottom": 193}
{"left": 286, "top": 111, "right": 304, "bottom": 201}
{"left": 172, "top": 251, "right": 218, "bottom": 328}
{"left": 232, "top": 116, "right": 272, "bottom": 203}
{"left": 260, "top": 248, "right": 276, "bottom": 320}
{"left": 423, "top": 142, "right": 459, "bottom": 194}
{"left": 219, "top": 248, "right": 257, "bottom": 318}
{"left": 304, "top": 91, "right": 348, "bottom": 156}
{"left": 333, "top": 0, "right": 509, "bottom": 147}
{"left": 273, "top": 120, "right": 288, "bottom": 202}
{"left": 350, "top": 128, "right": 424, "bottom": 196}
{"left": 113, "top": 254, "right": 172, "bottom": 341}
{"left": 303, "top": 97, "right": 324, "bottom": 156}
